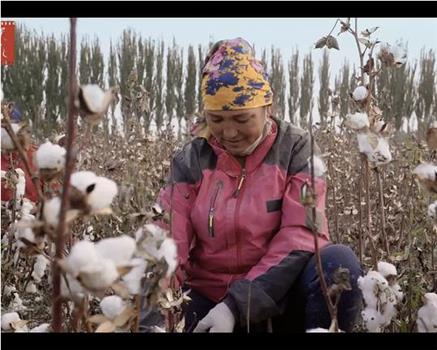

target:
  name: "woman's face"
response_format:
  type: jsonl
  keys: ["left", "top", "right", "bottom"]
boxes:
{"left": 205, "top": 106, "right": 268, "bottom": 156}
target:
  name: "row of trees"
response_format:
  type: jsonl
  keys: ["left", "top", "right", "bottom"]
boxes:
{"left": 1, "top": 25, "right": 436, "bottom": 139}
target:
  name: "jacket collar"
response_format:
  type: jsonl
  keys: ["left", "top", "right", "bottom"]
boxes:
{"left": 208, "top": 118, "right": 278, "bottom": 176}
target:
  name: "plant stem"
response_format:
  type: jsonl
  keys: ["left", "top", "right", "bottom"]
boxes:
{"left": 308, "top": 103, "right": 336, "bottom": 329}
{"left": 52, "top": 17, "right": 78, "bottom": 333}
{"left": 349, "top": 18, "right": 365, "bottom": 85}
{"left": 375, "top": 168, "right": 390, "bottom": 257}
{"left": 397, "top": 176, "right": 415, "bottom": 251}
{"left": 328, "top": 160, "right": 339, "bottom": 244}
{"left": 358, "top": 164, "right": 363, "bottom": 265}
{"left": 327, "top": 19, "right": 340, "bottom": 37}
{"left": 362, "top": 155, "right": 378, "bottom": 270}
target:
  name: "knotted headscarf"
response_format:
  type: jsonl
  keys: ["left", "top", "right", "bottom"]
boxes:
{"left": 201, "top": 38, "right": 273, "bottom": 111}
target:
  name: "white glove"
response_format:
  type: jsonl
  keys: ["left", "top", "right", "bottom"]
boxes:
{"left": 193, "top": 302, "right": 235, "bottom": 333}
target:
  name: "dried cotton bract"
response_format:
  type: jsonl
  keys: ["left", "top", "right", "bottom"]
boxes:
{"left": 35, "top": 140, "right": 66, "bottom": 172}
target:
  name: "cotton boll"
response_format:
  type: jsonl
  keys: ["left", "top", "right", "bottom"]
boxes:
{"left": 413, "top": 163, "right": 437, "bottom": 181}
{"left": 377, "top": 262, "right": 397, "bottom": 278}
{"left": 392, "top": 45, "right": 407, "bottom": 67}
{"left": 15, "top": 224, "right": 36, "bottom": 249}
{"left": 32, "top": 254, "right": 50, "bottom": 283}
{"left": 70, "top": 171, "right": 98, "bottom": 193}
{"left": 100, "top": 295, "right": 126, "bottom": 320}
{"left": 121, "top": 258, "right": 147, "bottom": 295}
{"left": 369, "top": 138, "right": 392, "bottom": 165}
{"left": 43, "top": 197, "right": 61, "bottom": 228}
{"left": 427, "top": 201, "right": 437, "bottom": 223}
{"left": 357, "top": 133, "right": 375, "bottom": 155}
{"left": 1, "top": 312, "right": 21, "bottom": 331}
{"left": 362, "top": 308, "right": 383, "bottom": 332}
{"left": 14, "top": 168, "right": 26, "bottom": 201}
{"left": 3, "top": 284, "right": 17, "bottom": 297}
{"left": 1, "top": 123, "right": 20, "bottom": 150}
{"left": 390, "top": 283, "right": 404, "bottom": 303}
{"left": 358, "top": 270, "right": 389, "bottom": 309}
{"left": 21, "top": 199, "right": 35, "bottom": 216}
{"left": 87, "top": 176, "right": 118, "bottom": 211}
{"left": 380, "top": 299, "right": 397, "bottom": 327}
{"left": 35, "top": 141, "right": 66, "bottom": 171}
{"left": 308, "top": 155, "right": 326, "bottom": 177}
{"left": 352, "top": 86, "right": 369, "bottom": 102}
{"left": 306, "top": 328, "right": 329, "bottom": 333}
{"left": 80, "top": 85, "right": 112, "bottom": 114}
{"left": 10, "top": 293, "right": 26, "bottom": 311}
{"left": 30, "top": 323, "right": 50, "bottom": 332}
{"left": 417, "top": 293, "right": 437, "bottom": 332}
{"left": 345, "top": 112, "right": 369, "bottom": 130}
{"left": 95, "top": 235, "right": 136, "bottom": 266}
{"left": 139, "top": 224, "right": 167, "bottom": 242}
{"left": 25, "top": 282, "right": 37, "bottom": 294}
{"left": 65, "top": 240, "right": 100, "bottom": 275}
{"left": 160, "top": 238, "right": 178, "bottom": 277}
{"left": 424, "top": 292, "right": 437, "bottom": 306}
{"left": 78, "top": 259, "right": 119, "bottom": 291}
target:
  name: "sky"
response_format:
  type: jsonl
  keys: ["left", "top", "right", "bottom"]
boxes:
{"left": 2, "top": 17, "right": 437, "bottom": 124}
{"left": 7, "top": 17, "right": 437, "bottom": 78}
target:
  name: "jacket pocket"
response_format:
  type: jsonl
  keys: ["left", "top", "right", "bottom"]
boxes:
{"left": 266, "top": 198, "right": 283, "bottom": 213}
{"left": 208, "top": 180, "right": 223, "bottom": 237}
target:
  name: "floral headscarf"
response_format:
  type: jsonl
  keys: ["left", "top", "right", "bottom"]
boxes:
{"left": 201, "top": 38, "right": 273, "bottom": 111}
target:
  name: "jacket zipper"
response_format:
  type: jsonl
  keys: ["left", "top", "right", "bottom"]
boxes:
{"left": 234, "top": 168, "right": 247, "bottom": 270}
{"left": 233, "top": 168, "right": 247, "bottom": 198}
{"left": 208, "top": 180, "right": 223, "bottom": 237}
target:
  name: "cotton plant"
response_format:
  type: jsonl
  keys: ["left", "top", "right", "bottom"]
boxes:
{"left": 416, "top": 292, "right": 437, "bottom": 333}
{"left": 358, "top": 261, "right": 403, "bottom": 332}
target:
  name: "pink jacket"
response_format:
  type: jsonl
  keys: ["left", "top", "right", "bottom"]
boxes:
{"left": 158, "top": 117, "right": 330, "bottom": 325}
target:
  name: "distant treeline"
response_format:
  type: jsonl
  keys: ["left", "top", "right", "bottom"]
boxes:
{"left": 1, "top": 25, "right": 436, "bottom": 139}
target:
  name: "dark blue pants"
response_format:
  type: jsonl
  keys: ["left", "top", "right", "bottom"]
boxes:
{"left": 183, "top": 244, "right": 363, "bottom": 332}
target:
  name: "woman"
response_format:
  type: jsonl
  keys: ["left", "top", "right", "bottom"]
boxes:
{"left": 157, "top": 38, "right": 362, "bottom": 332}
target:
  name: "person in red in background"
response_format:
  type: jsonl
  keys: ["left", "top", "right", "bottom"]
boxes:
{"left": 1, "top": 103, "right": 40, "bottom": 203}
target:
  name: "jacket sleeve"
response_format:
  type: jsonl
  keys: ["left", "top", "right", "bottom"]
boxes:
{"left": 155, "top": 145, "right": 200, "bottom": 286}
{"left": 223, "top": 133, "right": 330, "bottom": 326}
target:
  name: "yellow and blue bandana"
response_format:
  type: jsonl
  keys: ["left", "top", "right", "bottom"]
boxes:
{"left": 201, "top": 38, "right": 273, "bottom": 111}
